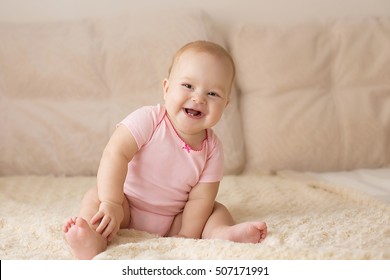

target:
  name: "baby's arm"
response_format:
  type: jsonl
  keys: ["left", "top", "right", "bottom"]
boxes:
{"left": 177, "top": 181, "right": 219, "bottom": 239}
{"left": 91, "top": 125, "right": 138, "bottom": 240}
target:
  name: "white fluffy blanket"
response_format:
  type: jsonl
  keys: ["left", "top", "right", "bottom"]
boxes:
{"left": 0, "top": 172, "right": 389, "bottom": 259}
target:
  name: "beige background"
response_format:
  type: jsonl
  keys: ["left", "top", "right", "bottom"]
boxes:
{"left": 1, "top": 0, "right": 389, "bottom": 24}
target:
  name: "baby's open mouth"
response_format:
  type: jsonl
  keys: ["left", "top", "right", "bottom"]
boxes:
{"left": 184, "top": 108, "right": 202, "bottom": 117}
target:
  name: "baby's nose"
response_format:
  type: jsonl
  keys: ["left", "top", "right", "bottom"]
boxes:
{"left": 192, "top": 92, "right": 206, "bottom": 104}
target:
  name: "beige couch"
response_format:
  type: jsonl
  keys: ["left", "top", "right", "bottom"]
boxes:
{"left": 1, "top": 8, "right": 389, "bottom": 259}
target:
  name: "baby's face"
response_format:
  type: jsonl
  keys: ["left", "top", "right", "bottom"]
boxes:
{"left": 163, "top": 50, "right": 233, "bottom": 138}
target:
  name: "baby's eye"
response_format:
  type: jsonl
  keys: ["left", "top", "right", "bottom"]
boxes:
{"left": 208, "top": 92, "right": 220, "bottom": 97}
{"left": 182, "top": 84, "right": 192, "bottom": 89}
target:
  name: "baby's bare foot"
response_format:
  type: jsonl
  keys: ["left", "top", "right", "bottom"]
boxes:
{"left": 212, "top": 221, "right": 267, "bottom": 243}
{"left": 63, "top": 217, "right": 107, "bottom": 259}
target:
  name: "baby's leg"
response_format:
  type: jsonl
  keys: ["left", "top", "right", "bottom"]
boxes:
{"left": 202, "top": 202, "right": 267, "bottom": 243}
{"left": 63, "top": 187, "right": 130, "bottom": 259}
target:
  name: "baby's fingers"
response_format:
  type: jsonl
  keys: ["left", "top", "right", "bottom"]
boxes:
{"left": 107, "top": 231, "right": 116, "bottom": 242}
{"left": 90, "top": 211, "right": 104, "bottom": 225}
{"left": 101, "top": 219, "right": 118, "bottom": 239}
{"left": 105, "top": 224, "right": 119, "bottom": 241}
{"left": 95, "top": 215, "right": 111, "bottom": 234}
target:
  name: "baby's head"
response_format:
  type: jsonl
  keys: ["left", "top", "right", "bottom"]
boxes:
{"left": 162, "top": 41, "right": 235, "bottom": 135}
{"left": 167, "top": 40, "right": 235, "bottom": 96}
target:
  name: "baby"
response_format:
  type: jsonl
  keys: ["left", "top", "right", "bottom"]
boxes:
{"left": 63, "top": 40, "right": 267, "bottom": 259}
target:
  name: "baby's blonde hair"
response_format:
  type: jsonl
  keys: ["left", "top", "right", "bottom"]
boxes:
{"left": 168, "top": 40, "right": 236, "bottom": 84}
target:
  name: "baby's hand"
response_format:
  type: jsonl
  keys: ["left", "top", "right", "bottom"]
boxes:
{"left": 90, "top": 201, "right": 124, "bottom": 241}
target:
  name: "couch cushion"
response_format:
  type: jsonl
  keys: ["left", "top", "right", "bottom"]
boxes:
{"left": 231, "top": 18, "right": 390, "bottom": 172}
{"left": 0, "top": 9, "right": 245, "bottom": 175}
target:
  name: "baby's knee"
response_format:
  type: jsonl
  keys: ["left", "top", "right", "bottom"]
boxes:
{"left": 214, "top": 201, "right": 228, "bottom": 211}
{"left": 83, "top": 186, "right": 99, "bottom": 202}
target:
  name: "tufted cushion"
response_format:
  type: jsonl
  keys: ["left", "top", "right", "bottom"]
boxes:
{"left": 231, "top": 18, "right": 390, "bottom": 172}
{"left": 0, "top": 9, "right": 245, "bottom": 175}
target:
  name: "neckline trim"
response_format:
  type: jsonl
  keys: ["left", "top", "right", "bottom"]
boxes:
{"left": 165, "top": 111, "right": 208, "bottom": 153}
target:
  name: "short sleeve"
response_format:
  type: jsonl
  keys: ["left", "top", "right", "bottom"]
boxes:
{"left": 119, "top": 105, "right": 165, "bottom": 149}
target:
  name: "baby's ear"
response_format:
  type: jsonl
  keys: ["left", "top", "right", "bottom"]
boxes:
{"left": 162, "top": 79, "right": 169, "bottom": 98}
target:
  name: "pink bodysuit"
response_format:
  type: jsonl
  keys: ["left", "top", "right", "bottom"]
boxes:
{"left": 119, "top": 104, "right": 224, "bottom": 236}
